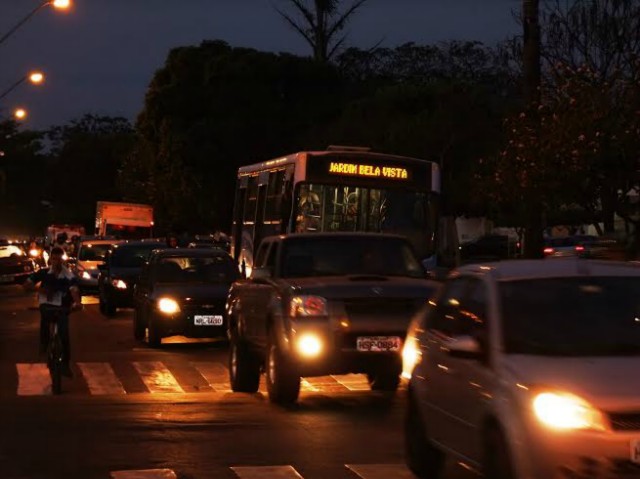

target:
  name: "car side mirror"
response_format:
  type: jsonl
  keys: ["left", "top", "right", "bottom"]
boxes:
{"left": 446, "top": 335, "right": 483, "bottom": 360}
{"left": 251, "top": 267, "right": 272, "bottom": 280}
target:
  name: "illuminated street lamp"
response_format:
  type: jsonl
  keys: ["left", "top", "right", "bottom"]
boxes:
{"left": 0, "top": 71, "right": 46, "bottom": 101}
{"left": 14, "top": 108, "right": 28, "bottom": 121}
{"left": 0, "top": 0, "right": 73, "bottom": 48}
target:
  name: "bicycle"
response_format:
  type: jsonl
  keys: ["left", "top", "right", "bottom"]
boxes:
{"left": 40, "top": 304, "right": 72, "bottom": 395}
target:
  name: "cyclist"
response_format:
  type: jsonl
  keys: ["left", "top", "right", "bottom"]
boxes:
{"left": 23, "top": 246, "right": 82, "bottom": 377}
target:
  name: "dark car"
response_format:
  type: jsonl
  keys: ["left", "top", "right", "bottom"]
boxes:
{"left": 226, "top": 233, "right": 439, "bottom": 404}
{"left": 133, "top": 248, "right": 239, "bottom": 347}
{"left": 0, "top": 245, "right": 38, "bottom": 284}
{"left": 459, "top": 234, "right": 520, "bottom": 263}
{"left": 98, "top": 241, "right": 167, "bottom": 316}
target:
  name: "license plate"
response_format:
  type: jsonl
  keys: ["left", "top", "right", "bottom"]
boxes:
{"left": 632, "top": 439, "right": 640, "bottom": 464}
{"left": 194, "top": 315, "right": 223, "bottom": 326}
{"left": 357, "top": 336, "right": 402, "bottom": 352}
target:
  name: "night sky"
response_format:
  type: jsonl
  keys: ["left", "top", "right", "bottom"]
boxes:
{"left": 1, "top": 0, "right": 519, "bottom": 130}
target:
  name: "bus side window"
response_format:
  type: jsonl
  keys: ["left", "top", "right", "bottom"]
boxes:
{"left": 244, "top": 176, "right": 258, "bottom": 223}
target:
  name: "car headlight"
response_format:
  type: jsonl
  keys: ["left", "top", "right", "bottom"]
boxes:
{"left": 111, "top": 279, "right": 127, "bottom": 289}
{"left": 158, "top": 297, "right": 180, "bottom": 314}
{"left": 29, "top": 249, "right": 39, "bottom": 257}
{"left": 533, "top": 391, "right": 607, "bottom": 431}
{"left": 82, "top": 271, "right": 91, "bottom": 280}
{"left": 402, "top": 337, "right": 421, "bottom": 379}
{"left": 290, "top": 295, "right": 328, "bottom": 317}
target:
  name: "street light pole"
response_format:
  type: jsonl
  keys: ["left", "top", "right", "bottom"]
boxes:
{"left": 0, "top": 72, "right": 45, "bottom": 102}
{"left": 0, "top": 0, "right": 71, "bottom": 48}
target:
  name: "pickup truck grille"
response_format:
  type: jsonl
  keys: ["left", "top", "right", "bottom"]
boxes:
{"left": 343, "top": 298, "right": 419, "bottom": 317}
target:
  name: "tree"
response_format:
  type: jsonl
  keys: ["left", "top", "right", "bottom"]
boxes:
{"left": 540, "top": 0, "right": 640, "bottom": 232}
{"left": 126, "top": 40, "right": 347, "bottom": 233}
{"left": 276, "top": 0, "right": 369, "bottom": 62}
{"left": 46, "top": 114, "right": 135, "bottom": 229}
{"left": 0, "top": 119, "right": 45, "bottom": 234}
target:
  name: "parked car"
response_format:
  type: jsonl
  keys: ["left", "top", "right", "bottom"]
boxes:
{"left": 0, "top": 244, "right": 38, "bottom": 284}
{"left": 404, "top": 259, "right": 640, "bottom": 479}
{"left": 98, "top": 241, "right": 167, "bottom": 316}
{"left": 133, "top": 248, "right": 239, "bottom": 347}
{"left": 459, "top": 234, "right": 520, "bottom": 263}
{"left": 226, "top": 232, "right": 439, "bottom": 404}
{"left": 71, "top": 239, "right": 123, "bottom": 293}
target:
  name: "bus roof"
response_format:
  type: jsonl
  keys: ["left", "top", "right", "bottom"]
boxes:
{"left": 237, "top": 149, "right": 438, "bottom": 175}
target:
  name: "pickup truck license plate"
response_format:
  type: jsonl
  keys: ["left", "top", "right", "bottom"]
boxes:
{"left": 194, "top": 315, "right": 223, "bottom": 326}
{"left": 632, "top": 439, "right": 640, "bottom": 464}
{"left": 357, "top": 336, "right": 401, "bottom": 352}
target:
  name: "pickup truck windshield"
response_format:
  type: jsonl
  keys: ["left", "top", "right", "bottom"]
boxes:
{"left": 280, "top": 236, "right": 424, "bottom": 278}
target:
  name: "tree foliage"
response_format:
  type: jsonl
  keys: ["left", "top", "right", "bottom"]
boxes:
{"left": 276, "top": 0, "right": 369, "bottom": 62}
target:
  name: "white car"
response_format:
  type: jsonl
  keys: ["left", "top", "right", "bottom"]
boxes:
{"left": 72, "top": 239, "right": 122, "bottom": 291}
{"left": 404, "top": 259, "right": 640, "bottom": 479}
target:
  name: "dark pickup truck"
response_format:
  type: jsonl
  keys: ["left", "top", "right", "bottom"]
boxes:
{"left": 226, "top": 232, "right": 439, "bottom": 404}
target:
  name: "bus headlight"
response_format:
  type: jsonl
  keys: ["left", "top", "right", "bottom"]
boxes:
{"left": 296, "top": 333, "right": 323, "bottom": 358}
{"left": 158, "top": 297, "right": 180, "bottom": 314}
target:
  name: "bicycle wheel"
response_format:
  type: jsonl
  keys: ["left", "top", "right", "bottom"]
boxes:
{"left": 48, "top": 335, "right": 63, "bottom": 395}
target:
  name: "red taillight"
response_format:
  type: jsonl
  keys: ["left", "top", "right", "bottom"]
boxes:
{"left": 543, "top": 247, "right": 554, "bottom": 255}
{"left": 575, "top": 245, "right": 585, "bottom": 252}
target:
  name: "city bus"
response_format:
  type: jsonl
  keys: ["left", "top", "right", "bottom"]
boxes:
{"left": 230, "top": 146, "right": 441, "bottom": 276}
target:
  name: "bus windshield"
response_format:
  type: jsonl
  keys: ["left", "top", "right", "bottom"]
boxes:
{"left": 295, "top": 184, "right": 436, "bottom": 259}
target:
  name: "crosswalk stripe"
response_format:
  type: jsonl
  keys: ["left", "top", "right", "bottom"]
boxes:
{"left": 132, "top": 361, "right": 184, "bottom": 394}
{"left": 231, "top": 465, "right": 304, "bottom": 479}
{"left": 16, "top": 363, "right": 51, "bottom": 396}
{"left": 192, "top": 362, "right": 231, "bottom": 392}
{"left": 78, "top": 362, "right": 126, "bottom": 395}
{"left": 346, "top": 464, "right": 415, "bottom": 479}
{"left": 331, "top": 374, "right": 370, "bottom": 391}
{"left": 110, "top": 469, "right": 177, "bottom": 479}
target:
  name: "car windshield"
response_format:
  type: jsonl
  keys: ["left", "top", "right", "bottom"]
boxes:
{"left": 280, "top": 236, "right": 424, "bottom": 278}
{"left": 78, "top": 244, "right": 112, "bottom": 261}
{"left": 110, "top": 245, "right": 163, "bottom": 267}
{"left": 501, "top": 277, "right": 640, "bottom": 356}
{"left": 154, "top": 256, "right": 238, "bottom": 283}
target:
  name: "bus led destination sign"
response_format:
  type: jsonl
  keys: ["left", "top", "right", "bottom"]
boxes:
{"left": 328, "top": 161, "right": 409, "bottom": 180}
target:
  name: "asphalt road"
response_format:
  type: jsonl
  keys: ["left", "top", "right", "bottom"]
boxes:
{"left": 0, "top": 284, "right": 474, "bottom": 479}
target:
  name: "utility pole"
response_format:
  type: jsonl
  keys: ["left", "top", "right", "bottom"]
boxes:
{"left": 523, "top": 0, "right": 541, "bottom": 105}
{"left": 522, "top": 0, "right": 544, "bottom": 258}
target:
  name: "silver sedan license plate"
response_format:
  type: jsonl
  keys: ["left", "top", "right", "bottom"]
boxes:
{"left": 632, "top": 439, "right": 640, "bottom": 464}
{"left": 357, "top": 336, "right": 401, "bottom": 352}
{"left": 194, "top": 315, "right": 223, "bottom": 326}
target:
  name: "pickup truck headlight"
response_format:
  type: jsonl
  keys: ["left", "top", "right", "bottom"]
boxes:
{"left": 290, "top": 295, "right": 328, "bottom": 317}
{"left": 158, "top": 297, "right": 180, "bottom": 314}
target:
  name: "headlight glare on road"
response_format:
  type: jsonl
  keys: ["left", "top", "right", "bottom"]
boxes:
{"left": 290, "top": 295, "right": 328, "bottom": 317}
{"left": 296, "top": 333, "right": 323, "bottom": 357}
{"left": 533, "top": 392, "right": 606, "bottom": 431}
{"left": 111, "top": 279, "right": 127, "bottom": 289}
{"left": 158, "top": 297, "right": 180, "bottom": 314}
{"left": 401, "top": 337, "right": 421, "bottom": 379}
